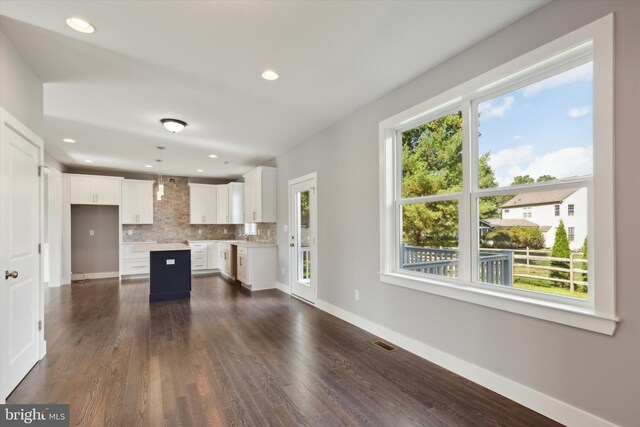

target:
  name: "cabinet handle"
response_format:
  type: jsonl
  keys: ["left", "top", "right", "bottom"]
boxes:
{"left": 239, "top": 258, "right": 242, "bottom": 266}
{"left": 95, "top": 194, "right": 98, "bottom": 204}
{"left": 253, "top": 211, "right": 256, "bottom": 221}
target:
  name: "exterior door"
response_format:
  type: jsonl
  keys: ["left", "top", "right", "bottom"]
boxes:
{"left": 289, "top": 174, "right": 317, "bottom": 303}
{"left": 0, "top": 117, "right": 41, "bottom": 400}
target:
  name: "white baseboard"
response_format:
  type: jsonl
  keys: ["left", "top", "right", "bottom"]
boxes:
{"left": 275, "top": 281, "right": 291, "bottom": 294}
{"left": 315, "top": 299, "right": 616, "bottom": 427}
{"left": 71, "top": 271, "right": 119, "bottom": 281}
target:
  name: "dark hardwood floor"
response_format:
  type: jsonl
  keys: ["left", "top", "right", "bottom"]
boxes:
{"left": 8, "top": 275, "right": 560, "bottom": 426}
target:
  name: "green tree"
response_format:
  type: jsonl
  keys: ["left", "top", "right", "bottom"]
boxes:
{"left": 550, "top": 220, "right": 571, "bottom": 284}
{"left": 401, "top": 112, "right": 501, "bottom": 247}
{"left": 511, "top": 175, "right": 535, "bottom": 185}
{"left": 536, "top": 174, "right": 557, "bottom": 182}
{"left": 485, "top": 226, "right": 545, "bottom": 249}
{"left": 580, "top": 236, "right": 588, "bottom": 287}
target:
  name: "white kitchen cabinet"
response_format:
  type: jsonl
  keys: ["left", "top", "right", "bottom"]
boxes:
{"left": 216, "top": 185, "right": 229, "bottom": 224}
{"left": 228, "top": 182, "right": 244, "bottom": 224}
{"left": 189, "top": 183, "right": 217, "bottom": 224}
{"left": 216, "top": 183, "right": 244, "bottom": 224}
{"left": 243, "top": 166, "right": 276, "bottom": 223}
{"left": 189, "top": 241, "right": 208, "bottom": 270}
{"left": 121, "top": 242, "right": 155, "bottom": 275}
{"left": 236, "top": 245, "right": 276, "bottom": 291}
{"left": 122, "top": 180, "right": 154, "bottom": 224}
{"left": 218, "top": 243, "right": 234, "bottom": 279}
{"left": 67, "top": 174, "right": 122, "bottom": 205}
{"left": 207, "top": 242, "right": 218, "bottom": 269}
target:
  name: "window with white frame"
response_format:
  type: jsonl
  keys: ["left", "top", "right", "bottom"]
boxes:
{"left": 568, "top": 204, "right": 575, "bottom": 216}
{"left": 380, "top": 16, "right": 616, "bottom": 334}
{"left": 568, "top": 226, "right": 575, "bottom": 242}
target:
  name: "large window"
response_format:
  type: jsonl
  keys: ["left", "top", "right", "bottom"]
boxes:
{"left": 380, "top": 16, "right": 616, "bottom": 334}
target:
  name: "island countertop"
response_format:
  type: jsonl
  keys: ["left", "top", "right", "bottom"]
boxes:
{"left": 133, "top": 243, "right": 191, "bottom": 252}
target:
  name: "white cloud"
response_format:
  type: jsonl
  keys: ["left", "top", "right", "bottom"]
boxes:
{"left": 513, "top": 135, "right": 522, "bottom": 140}
{"left": 568, "top": 105, "right": 592, "bottom": 118}
{"left": 496, "top": 146, "right": 593, "bottom": 186}
{"left": 479, "top": 96, "right": 514, "bottom": 119}
{"left": 519, "top": 62, "right": 592, "bottom": 97}
{"left": 488, "top": 145, "right": 534, "bottom": 171}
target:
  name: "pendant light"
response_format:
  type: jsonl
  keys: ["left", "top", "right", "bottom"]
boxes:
{"left": 156, "top": 146, "right": 165, "bottom": 201}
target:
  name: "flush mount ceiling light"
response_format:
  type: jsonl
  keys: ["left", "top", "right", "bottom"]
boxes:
{"left": 66, "top": 17, "right": 95, "bottom": 34}
{"left": 261, "top": 70, "right": 279, "bottom": 81}
{"left": 196, "top": 169, "right": 204, "bottom": 173}
{"left": 145, "top": 164, "right": 153, "bottom": 168}
{"left": 208, "top": 154, "right": 218, "bottom": 158}
{"left": 84, "top": 159, "right": 93, "bottom": 163}
{"left": 160, "top": 118, "right": 187, "bottom": 133}
{"left": 63, "top": 138, "right": 76, "bottom": 143}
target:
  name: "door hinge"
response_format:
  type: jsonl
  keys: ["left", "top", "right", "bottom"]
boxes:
{"left": 38, "top": 166, "right": 42, "bottom": 177}
{"left": 38, "top": 320, "right": 42, "bottom": 331}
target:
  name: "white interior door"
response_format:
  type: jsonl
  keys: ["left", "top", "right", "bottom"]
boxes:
{"left": 0, "top": 119, "right": 41, "bottom": 400}
{"left": 289, "top": 174, "right": 317, "bottom": 303}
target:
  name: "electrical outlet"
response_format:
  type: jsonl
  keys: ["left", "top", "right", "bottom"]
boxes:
{"left": 355, "top": 290, "right": 360, "bottom": 301}
{"left": 127, "top": 230, "right": 133, "bottom": 236}
{"left": 281, "top": 267, "right": 285, "bottom": 275}
{"left": 89, "top": 229, "right": 95, "bottom": 236}
{"left": 198, "top": 229, "right": 202, "bottom": 235}
{"left": 283, "top": 224, "right": 288, "bottom": 232}
{"left": 224, "top": 228, "right": 227, "bottom": 234}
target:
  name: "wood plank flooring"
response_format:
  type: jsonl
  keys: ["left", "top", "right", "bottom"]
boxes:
{"left": 8, "top": 275, "right": 561, "bottom": 426}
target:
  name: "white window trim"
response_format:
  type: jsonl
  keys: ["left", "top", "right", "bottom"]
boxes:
{"left": 379, "top": 15, "right": 617, "bottom": 335}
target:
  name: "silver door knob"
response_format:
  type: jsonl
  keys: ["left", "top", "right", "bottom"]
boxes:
{"left": 289, "top": 243, "right": 295, "bottom": 247}
{"left": 5, "top": 270, "right": 18, "bottom": 280}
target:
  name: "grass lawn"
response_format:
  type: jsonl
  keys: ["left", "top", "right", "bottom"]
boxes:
{"left": 514, "top": 281, "right": 588, "bottom": 299}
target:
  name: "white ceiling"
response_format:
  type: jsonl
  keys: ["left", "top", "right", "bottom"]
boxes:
{"left": 0, "top": 0, "right": 547, "bottom": 179}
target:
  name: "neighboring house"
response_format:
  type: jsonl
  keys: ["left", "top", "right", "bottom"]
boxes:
{"left": 498, "top": 188, "right": 587, "bottom": 250}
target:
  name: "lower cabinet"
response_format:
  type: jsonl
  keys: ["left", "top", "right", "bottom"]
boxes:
{"left": 235, "top": 245, "right": 276, "bottom": 291}
{"left": 189, "top": 242, "right": 208, "bottom": 270}
{"left": 121, "top": 242, "right": 154, "bottom": 275}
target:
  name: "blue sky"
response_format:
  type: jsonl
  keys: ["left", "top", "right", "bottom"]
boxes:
{"left": 478, "top": 62, "right": 593, "bottom": 186}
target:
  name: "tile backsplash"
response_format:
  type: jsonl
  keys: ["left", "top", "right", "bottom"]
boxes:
{"left": 122, "top": 175, "right": 276, "bottom": 244}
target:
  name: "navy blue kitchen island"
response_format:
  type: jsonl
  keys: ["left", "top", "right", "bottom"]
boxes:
{"left": 134, "top": 243, "right": 192, "bottom": 302}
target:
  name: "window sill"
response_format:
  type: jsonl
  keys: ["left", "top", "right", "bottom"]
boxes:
{"left": 380, "top": 272, "right": 618, "bottom": 335}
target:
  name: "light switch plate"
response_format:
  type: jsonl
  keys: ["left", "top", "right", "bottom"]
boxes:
{"left": 89, "top": 229, "right": 95, "bottom": 236}
{"left": 283, "top": 224, "right": 288, "bottom": 232}
{"left": 166, "top": 259, "right": 175, "bottom": 265}
{"left": 127, "top": 230, "right": 133, "bottom": 236}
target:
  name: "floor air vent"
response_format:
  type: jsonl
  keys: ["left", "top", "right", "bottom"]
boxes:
{"left": 372, "top": 340, "right": 396, "bottom": 352}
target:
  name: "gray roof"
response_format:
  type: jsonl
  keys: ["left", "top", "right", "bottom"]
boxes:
{"left": 481, "top": 218, "right": 540, "bottom": 228}
{"left": 501, "top": 189, "right": 578, "bottom": 208}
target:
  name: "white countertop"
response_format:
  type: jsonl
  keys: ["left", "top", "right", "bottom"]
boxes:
{"left": 187, "top": 239, "right": 276, "bottom": 248}
{"left": 132, "top": 243, "right": 190, "bottom": 252}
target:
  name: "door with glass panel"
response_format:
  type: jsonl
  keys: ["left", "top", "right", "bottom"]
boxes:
{"left": 289, "top": 174, "right": 317, "bottom": 303}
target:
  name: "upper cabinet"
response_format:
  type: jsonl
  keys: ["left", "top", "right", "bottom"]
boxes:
{"left": 217, "top": 182, "right": 244, "bottom": 224}
{"left": 243, "top": 166, "right": 276, "bottom": 223}
{"left": 189, "top": 183, "right": 217, "bottom": 224}
{"left": 67, "top": 174, "right": 122, "bottom": 205}
{"left": 122, "top": 180, "right": 154, "bottom": 224}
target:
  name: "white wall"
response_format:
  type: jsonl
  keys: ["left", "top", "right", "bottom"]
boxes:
{"left": 276, "top": 1, "right": 640, "bottom": 425}
{"left": 0, "top": 28, "right": 43, "bottom": 138}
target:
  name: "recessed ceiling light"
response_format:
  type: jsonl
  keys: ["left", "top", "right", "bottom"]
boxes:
{"left": 208, "top": 154, "right": 218, "bottom": 158}
{"left": 66, "top": 17, "right": 95, "bottom": 34}
{"left": 84, "top": 159, "right": 93, "bottom": 164}
{"left": 261, "top": 70, "right": 279, "bottom": 81}
{"left": 196, "top": 169, "right": 204, "bottom": 173}
{"left": 63, "top": 138, "right": 76, "bottom": 143}
{"left": 160, "top": 118, "right": 187, "bottom": 133}
{"left": 145, "top": 164, "right": 153, "bottom": 168}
